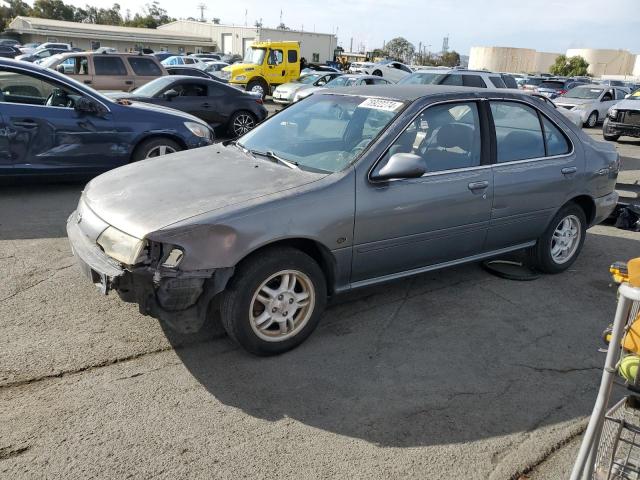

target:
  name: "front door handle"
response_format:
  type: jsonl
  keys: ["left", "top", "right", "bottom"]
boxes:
{"left": 468, "top": 181, "right": 489, "bottom": 191}
{"left": 125, "top": 80, "right": 133, "bottom": 85}
{"left": 561, "top": 166, "right": 577, "bottom": 175}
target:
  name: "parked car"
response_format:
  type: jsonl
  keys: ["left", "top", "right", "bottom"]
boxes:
{"left": 104, "top": 76, "right": 267, "bottom": 137}
{"left": 365, "top": 60, "right": 412, "bottom": 82}
{"left": 536, "top": 79, "right": 588, "bottom": 99}
{"left": 272, "top": 72, "right": 343, "bottom": 104}
{"left": 190, "top": 53, "right": 222, "bottom": 61}
{"left": 602, "top": 90, "right": 640, "bottom": 141}
{"left": 554, "top": 85, "right": 630, "bottom": 127}
{"left": 15, "top": 47, "right": 68, "bottom": 63}
{"left": 399, "top": 68, "right": 511, "bottom": 89}
{"left": 153, "top": 52, "right": 174, "bottom": 62}
{"left": 0, "top": 59, "right": 213, "bottom": 178}
{"left": 41, "top": 52, "right": 167, "bottom": 91}
{"left": 521, "top": 77, "right": 546, "bottom": 91}
{"left": 18, "top": 42, "right": 41, "bottom": 55}
{"left": 161, "top": 55, "right": 205, "bottom": 67}
{"left": 0, "top": 38, "right": 21, "bottom": 47}
{"left": 202, "top": 61, "right": 230, "bottom": 78}
{"left": 0, "top": 45, "right": 22, "bottom": 59}
{"left": 293, "top": 74, "right": 392, "bottom": 102}
{"left": 220, "top": 53, "right": 243, "bottom": 64}
{"left": 165, "top": 65, "right": 225, "bottom": 81}
{"left": 530, "top": 93, "right": 583, "bottom": 127}
{"left": 66, "top": 85, "right": 620, "bottom": 355}
{"left": 37, "top": 42, "right": 72, "bottom": 51}
{"left": 599, "top": 79, "right": 626, "bottom": 87}
{"left": 94, "top": 47, "right": 118, "bottom": 54}
{"left": 348, "top": 62, "right": 375, "bottom": 74}
{"left": 301, "top": 65, "right": 341, "bottom": 75}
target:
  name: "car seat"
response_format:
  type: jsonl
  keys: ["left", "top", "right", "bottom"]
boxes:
{"left": 423, "top": 123, "right": 476, "bottom": 171}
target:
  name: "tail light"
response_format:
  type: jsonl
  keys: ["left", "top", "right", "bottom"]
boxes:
{"left": 558, "top": 89, "right": 567, "bottom": 95}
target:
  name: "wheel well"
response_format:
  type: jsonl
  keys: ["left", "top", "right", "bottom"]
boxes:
{"left": 247, "top": 77, "right": 269, "bottom": 89}
{"left": 130, "top": 134, "right": 187, "bottom": 161}
{"left": 236, "top": 239, "right": 337, "bottom": 295}
{"left": 569, "top": 195, "right": 596, "bottom": 225}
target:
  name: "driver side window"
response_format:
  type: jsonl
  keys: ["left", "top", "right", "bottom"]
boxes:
{"left": 380, "top": 102, "right": 482, "bottom": 174}
{"left": 0, "top": 70, "right": 75, "bottom": 108}
{"left": 268, "top": 49, "right": 284, "bottom": 66}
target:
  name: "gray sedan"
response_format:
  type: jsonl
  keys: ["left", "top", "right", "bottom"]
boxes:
{"left": 67, "top": 85, "right": 619, "bottom": 355}
{"left": 272, "top": 72, "right": 342, "bottom": 105}
{"left": 554, "top": 85, "right": 629, "bottom": 127}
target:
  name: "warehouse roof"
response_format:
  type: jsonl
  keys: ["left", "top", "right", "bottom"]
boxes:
{"left": 7, "top": 16, "right": 215, "bottom": 46}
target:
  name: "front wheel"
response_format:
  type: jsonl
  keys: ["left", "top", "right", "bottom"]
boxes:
{"left": 220, "top": 247, "right": 327, "bottom": 355}
{"left": 530, "top": 203, "right": 587, "bottom": 274}
{"left": 372, "top": 70, "right": 382, "bottom": 77}
{"left": 132, "top": 137, "right": 181, "bottom": 161}
{"left": 246, "top": 79, "right": 268, "bottom": 100}
{"left": 584, "top": 111, "right": 598, "bottom": 128}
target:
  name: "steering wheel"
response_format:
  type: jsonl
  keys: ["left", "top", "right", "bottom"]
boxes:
{"left": 45, "top": 89, "right": 74, "bottom": 108}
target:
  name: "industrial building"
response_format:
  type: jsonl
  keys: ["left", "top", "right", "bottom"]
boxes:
{"left": 158, "top": 20, "right": 337, "bottom": 63}
{"left": 5, "top": 17, "right": 338, "bottom": 63}
{"left": 469, "top": 45, "right": 640, "bottom": 77}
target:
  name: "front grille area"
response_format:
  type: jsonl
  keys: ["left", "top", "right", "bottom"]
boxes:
{"left": 620, "top": 110, "right": 640, "bottom": 126}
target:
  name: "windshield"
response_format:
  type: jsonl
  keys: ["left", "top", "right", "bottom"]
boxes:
{"left": 131, "top": 77, "right": 175, "bottom": 97}
{"left": 40, "top": 55, "right": 64, "bottom": 68}
{"left": 399, "top": 72, "right": 447, "bottom": 85}
{"left": 238, "top": 94, "right": 404, "bottom": 173}
{"left": 562, "top": 86, "right": 603, "bottom": 99}
{"left": 244, "top": 48, "right": 266, "bottom": 65}
{"left": 296, "top": 74, "right": 322, "bottom": 84}
{"left": 326, "top": 76, "right": 358, "bottom": 87}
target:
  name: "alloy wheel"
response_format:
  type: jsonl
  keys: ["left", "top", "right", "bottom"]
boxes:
{"left": 550, "top": 214, "right": 581, "bottom": 264}
{"left": 249, "top": 270, "right": 315, "bottom": 342}
{"left": 145, "top": 145, "right": 177, "bottom": 158}
{"left": 233, "top": 114, "right": 255, "bottom": 136}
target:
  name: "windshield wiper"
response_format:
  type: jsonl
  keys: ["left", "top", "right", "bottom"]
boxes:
{"left": 250, "top": 149, "right": 299, "bottom": 170}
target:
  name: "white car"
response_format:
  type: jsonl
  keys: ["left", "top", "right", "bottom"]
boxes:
{"left": 203, "top": 61, "right": 230, "bottom": 78}
{"left": 348, "top": 61, "right": 375, "bottom": 74}
{"left": 368, "top": 60, "right": 413, "bottom": 83}
{"left": 553, "top": 85, "right": 629, "bottom": 128}
{"left": 531, "top": 93, "right": 583, "bottom": 128}
{"left": 293, "top": 74, "right": 392, "bottom": 102}
{"left": 161, "top": 56, "right": 206, "bottom": 67}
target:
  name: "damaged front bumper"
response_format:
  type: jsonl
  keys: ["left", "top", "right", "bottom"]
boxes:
{"left": 66, "top": 210, "right": 232, "bottom": 333}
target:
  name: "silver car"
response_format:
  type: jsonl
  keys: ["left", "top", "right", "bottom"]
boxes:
{"left": 293, "top": 74, "right": 392, "bottom": 102}
{"left": 272, "top": 72, "right": 342, "bottom": 105}
{"left": 67, "top": 86, "right": 619, "bottom": 355}
{"left": 554, "top": 85, "right": 629, "bottom": 127}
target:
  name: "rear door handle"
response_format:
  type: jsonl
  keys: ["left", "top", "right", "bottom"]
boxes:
{"left": 125, "top": 80, "right": 133, "bottom": 85}
{"left": 561, "top": 166, "right": 577, "bottom": 175}
{"left": 468, "top": 181, "right": 489, "bottom": 191}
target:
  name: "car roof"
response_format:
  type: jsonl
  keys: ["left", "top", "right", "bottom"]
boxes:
{"left": 317, "top": 84, "right": 528, "bottom": 102}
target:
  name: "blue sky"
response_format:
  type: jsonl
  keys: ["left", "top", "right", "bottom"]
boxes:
{"left": 63, "top": 0, "right": 640, "bottom": 55}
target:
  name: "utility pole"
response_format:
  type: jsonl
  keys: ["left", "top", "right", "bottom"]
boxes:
{"left": 196, "top": 3, "right": 206, "bottom": 22}
{"left": 350, "top": 37, "right": 353, "bottom": 52}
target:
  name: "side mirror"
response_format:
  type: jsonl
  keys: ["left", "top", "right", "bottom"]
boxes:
{"left": 74, "top": 97, "right": 104, "bottom": 115}
{"left": 163, "top": 89, "right": 179, "bottom": 100}
{"left": 56, "top": 64, "right": 65, "bottom": 74}
{"left": 371, "top": 153, "right": 426, "bottom": 181}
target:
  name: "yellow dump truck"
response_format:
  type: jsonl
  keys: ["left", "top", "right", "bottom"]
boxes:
{"left": 221, "top": 41, "right": 301, "bottom": 98}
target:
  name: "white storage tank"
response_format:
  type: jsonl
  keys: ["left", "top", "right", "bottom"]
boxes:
{"left": 566, "top": 48, "right": 636, "bottom": 76}
{"left": 468, "top": 46, "right": 536, "bottom": 73}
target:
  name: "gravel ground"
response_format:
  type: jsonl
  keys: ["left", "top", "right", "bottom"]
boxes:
{"left": 0, "top": 126, "right": 638, "bottom": 479}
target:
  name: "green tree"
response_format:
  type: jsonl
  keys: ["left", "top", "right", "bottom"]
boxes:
{"left": 30, "top": 0, "right": 76, "bottom": 21}
{"left": 383, "top": 37, "right": 415, "bottom": 63}
{"left": 439, "top": 50, "right": 460, "bottom": 67}
{"left": 0, "top": 0, "right": 31, "bottom": 29}
{"left": 550, "top": 55, "right": 590, "bottom": 76}
{"left": 125, "top": 1, "right": 174, "bottom": 28}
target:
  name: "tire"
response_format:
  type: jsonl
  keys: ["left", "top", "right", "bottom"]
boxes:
{"left": 372, "top": 70, "right": 382, "bottom": 77}
{"left": 132, "top": 137, "right": 181, "bottom": 161}
{"left": 584, "top": 111, "right": 598, "bottom": 128}
{"left": 220, "top": 247, "right": 327, "bottom": 355}
{"left": 246, "top": 79, "right": 268, "bottom": 100}
{"left": 530, "top": 203, "right": 587, "bottom": 274}
{"left": 228, "top": 111, "right": 257, "bottom": 137}
{"left": 603, "top": 133, "right": 620, "bottom": 141}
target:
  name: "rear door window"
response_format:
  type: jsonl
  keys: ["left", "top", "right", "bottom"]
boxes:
{"left": 440, "top": 74, "right": 463, "bottom": 86}
{"left": 93, "top": 56, "right": 127, "bottom": 76}
{"left": 128, "top": 57, "right": 162, "bottom": 76}
{"left": 287, "top": 50, "right": 298, "bottom": 63}
{"left": 541, "top": 116, "right": 571, "bottom": 156}
{"left": 490, "top": 101, "right": 545, "bottom": 162}
{"left": 489, "top": 76, "right": 506, "bottom": 88}
{"left": 462, "top": 75, "right": 487, "bottom": 88}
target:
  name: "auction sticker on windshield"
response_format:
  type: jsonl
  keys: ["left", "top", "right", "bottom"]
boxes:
{"left": 359, "top": 98, "right": 404, "bottom": 112}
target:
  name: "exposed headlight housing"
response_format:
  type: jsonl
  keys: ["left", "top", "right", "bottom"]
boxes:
{"left": 184, "top": 121, "right": 211, "bottom": 139}
{"left": 97, "top": 227, "right": 146, "bottom": 265}
{"left": 608, "top": 108, "right": 618, "bottom": 119}
{"left": 162, "top": 248, "right": 184, "bottom": 268}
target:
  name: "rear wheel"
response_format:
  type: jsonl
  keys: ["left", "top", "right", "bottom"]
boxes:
{"left": 530, "top": 203, "right": 587, "bottom": 274}
{"left": 585, "top": 111, "right": 598, "bottom": 128}
{"left": 132, "top": 137, "right": 181, "bottom": 161}
{"left": 228, "top": 111, "right": 257, "bottom": 137}
{"left": 220, "top": 247, "right": 327, "bottom": 355}
{"left": 372, "top": 70, "right": 382, "bottom": 77}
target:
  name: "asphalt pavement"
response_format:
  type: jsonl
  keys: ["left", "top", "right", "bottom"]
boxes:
{"left": 0, "top": 126, "right": 638, "bottom": 479}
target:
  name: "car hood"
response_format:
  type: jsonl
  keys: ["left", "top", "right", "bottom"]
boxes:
{"left": 613, "top": 99, "right": 640, "bottom": 111}
{"left": 111, "top": 97, "right": 206, "bottom": 123}
{"left": 554, "top": 97, "right": 593, "bottom": 107}
{"left": 83, "top": 144, "right": 327, "bottom": 239}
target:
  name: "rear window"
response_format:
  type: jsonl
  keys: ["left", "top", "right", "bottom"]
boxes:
{"left": 539, "top": 81, "right": 564, "bottom": 89}
{"left": 94, "top": 56, "right": 127, "bottom": 76}
{"left": 502, "top": 75, "right": 518, "bottom": 89}
{"left": 287, "top": 50, "right": 298, "bottom": 63}
{"left": 128, "top": 57, "right": 162, "bottom": 76}
{"left": 462, "top": 75, "right": 487, "bottom": 88}
{"left": 490, "top": 76, "right": 506, "bottom": 88}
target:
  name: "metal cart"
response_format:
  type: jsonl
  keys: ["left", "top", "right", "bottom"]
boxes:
{"left": 571, "top": 280, "right": 640, "bottom": 480}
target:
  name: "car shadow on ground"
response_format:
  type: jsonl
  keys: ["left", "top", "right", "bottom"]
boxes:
{"left": 161, "top": 230, "right": 639, "bottom": 448}
{"left": 0, "top": 181, "right": 85, "bottom": 240}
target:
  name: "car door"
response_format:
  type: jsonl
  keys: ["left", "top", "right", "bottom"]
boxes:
{"left": 159, "top": 80, "right": 211, "bottom": 122}
{"left": 92, "top": 56, "right": 134, "bottom": 91}
{"left": 486, "top": 99, "right": 579, "bottom": 250}
{"left": 352, "top": 100, "right": 493, "bottom": 283}
{"left": 126, "top": 56, "right": 164, "bottom": 88}
{"left": 266, "top": 48, "right": 286, "bottom": 86}
{"left": 0, "top": 66, "right": 127, "bottom": 175}
{"left": 62, "top": 55, "right": 93, "bottom": 88}
{"left": 597, "top": 88, "right": 617, "bottom": 118}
